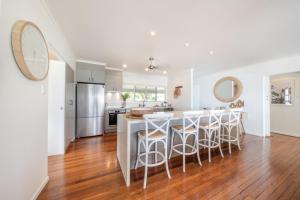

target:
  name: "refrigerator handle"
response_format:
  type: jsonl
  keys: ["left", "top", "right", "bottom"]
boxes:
{"left": 94, "top": 85, "right": 98, "bottom": 117}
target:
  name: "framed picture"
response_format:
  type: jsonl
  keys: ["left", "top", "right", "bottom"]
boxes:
{"left": 271, "top": 79, "right": 295, "bottom": 105}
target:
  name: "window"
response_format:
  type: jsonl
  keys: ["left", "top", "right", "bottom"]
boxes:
{"left": 146, "top": 86, "right": 156, "bottom": 101}
{"left": 122, "top": 84, "right": 135, "bottom": 101}
{"left": 122, "top": 84, "right": 166, "bottom": 102}
{"left": 157, "top": 87, "right": 166, "bottom": 102}
{"left": 134, "top": 85, "right": 146, "bottom": 101}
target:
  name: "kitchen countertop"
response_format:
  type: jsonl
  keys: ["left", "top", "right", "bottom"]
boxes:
{"left": 105, "top": 106, "right": 173, "bottom": 110}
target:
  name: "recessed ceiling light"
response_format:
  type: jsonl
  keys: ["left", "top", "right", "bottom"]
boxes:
{"left": 163, "top": 70, "right": 167, "bottom": 74}
{"left": 145, "top": 68, "right": 149, "bottom": 71}
{"left": 122, "top": 64, "right": 127, "bottom": 68}
{"left": 209, "top": 50, "right": 214, "bottom": 55}
{"left": 184, "top": 42, "right": 190, "bottom": 47}
{"left": 150, "top": 31, "right": 156, "bottom": 37}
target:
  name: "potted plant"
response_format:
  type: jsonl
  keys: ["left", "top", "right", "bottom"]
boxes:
{"left": 121, "top": 93, "right": 130, "bottom": 108}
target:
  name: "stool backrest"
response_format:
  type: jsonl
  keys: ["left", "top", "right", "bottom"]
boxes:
{"left": 209, "top": 109, "right": 227, "bottom": 128}
{"left": 143, "top": 113, "right": 174, "bottom": 139}
{"left": 182, "top": 111, "right": 206, "bottom": 132}
{"left": 229, "top": 108, "right": 242, "bottom": 125}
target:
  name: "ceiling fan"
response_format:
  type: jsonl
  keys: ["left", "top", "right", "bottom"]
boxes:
{"left": 145, "top": 57, "right": 167, "bottom": 74}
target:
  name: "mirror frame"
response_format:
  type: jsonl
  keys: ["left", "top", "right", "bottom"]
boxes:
{"left": 213, "top": 76, "right": 243, "bottom": 103}
{"left": 11, "top": 20, "right": 49, "bottom": 81}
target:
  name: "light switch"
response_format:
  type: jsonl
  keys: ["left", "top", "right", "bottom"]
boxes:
{"left": 41, "top": 84, "right": 46, "bottom": 95}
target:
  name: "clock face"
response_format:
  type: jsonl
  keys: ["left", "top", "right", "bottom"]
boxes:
{"left": 21, "top": 24, "right": 49, "bottom": 80}
{"left": 12, "top": 21, "right": 49, "bottom": 81}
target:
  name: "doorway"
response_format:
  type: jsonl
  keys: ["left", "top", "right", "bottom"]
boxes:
{"left": 269, "top": 72, "right": 300, "bottom": 137}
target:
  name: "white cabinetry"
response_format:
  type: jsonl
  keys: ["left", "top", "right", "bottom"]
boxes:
{"left": 76, "top": 61, "right": 106, "bottom": 84}
{"left": 76, "top": 68, "right": 91, "bottom": 82}
{"left": 105, "top": 70, "right": 123, "bottom": 92}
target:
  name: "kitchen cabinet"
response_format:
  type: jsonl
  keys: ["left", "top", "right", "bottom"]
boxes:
{"left": 76, "top": 68, "right": 92, "bottom": 83}
{"left": 76, "top": 61, "right": 106, "bottom": 84}
{"left": 105, "top": 70, "right": 123, "bottom": 92}
{"left": 92, "top": 69, "right": 106, "bottom": 83}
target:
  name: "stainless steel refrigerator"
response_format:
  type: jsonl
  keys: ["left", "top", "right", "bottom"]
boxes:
{"left": 76, "top": 83, "right": 105, "bottom": 137}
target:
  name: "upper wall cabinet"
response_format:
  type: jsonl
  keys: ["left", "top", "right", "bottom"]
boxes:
{"left": 105, "top": 70, "right": 123, "bottom": 92}
{"left": 76, "top": 61, "right": 106, "bottom": 84}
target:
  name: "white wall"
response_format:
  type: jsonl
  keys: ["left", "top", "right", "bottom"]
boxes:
{"left": 0, "top": 0, "right": 75, "bottom": 199}
{"left": 123, "top": 71, "right": 167, "bottom": 86}
{"left": 193, "top": 55, "right": 300, "bottom": 136}
{"left": 271, "top": 72, "right": 300, "bottom": 137}
{"left": 167, "top": 69, "right": 193, "bottom": 111}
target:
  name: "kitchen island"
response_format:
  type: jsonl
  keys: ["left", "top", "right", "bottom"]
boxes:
{"left": 117, "top": 111, "right": 207, "bottom": 186}
{"left": 117, "top": 111, "right": 242, "bottom": 186}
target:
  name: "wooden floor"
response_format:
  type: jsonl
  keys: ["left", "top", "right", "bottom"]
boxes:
{"left": 38, "top": 133, "right": 300, "bottom": 200}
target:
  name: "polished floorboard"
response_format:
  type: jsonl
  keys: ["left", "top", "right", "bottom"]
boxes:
{"left": 38, "top": 133, "right": 300, "bottom": 200}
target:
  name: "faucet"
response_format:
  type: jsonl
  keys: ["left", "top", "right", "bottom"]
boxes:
{"left": 138, "top": 101, "right": 146, "bottom": 108}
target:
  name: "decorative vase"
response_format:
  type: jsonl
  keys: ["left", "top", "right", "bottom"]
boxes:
{"left": 122, "top": 101, "right": 126, "bottom": 108}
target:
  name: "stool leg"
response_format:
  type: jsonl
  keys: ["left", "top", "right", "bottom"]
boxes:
{"left": 221, "top": 125, "right": 224, "bottom": 143}
{"left": 237, "top": 126, "right": 242, "bottom": 150}
{"left": 228, "top": 127, "right": 232, "bottom": 154}
{"left": 164, "top": 140, "right": 171, "bottom": 179}
{"left": 208, "top": 131, "right": 211, "bottom": 162}
{"left": 183, "top": 132, "right": 186, "bottom": 172}
{"left": 169, "top": 130, "right": 174, "bottom": 159}
{"left": 196, "top": 133, "right": 202, "bottom": 166}
{"left": 204, "top": 130, "right": 207, "bottom": 149}
{"left": 135, "top": 140, "right": 141, "bottom": 169}
{"left": 143, "top": 143, "right": 148, "bottom": 189}
{"left": 218, "top": 129, "right": 224, "bottom": 158}
{"left": 155, "top": 142, "right": 158, "bottom": 163}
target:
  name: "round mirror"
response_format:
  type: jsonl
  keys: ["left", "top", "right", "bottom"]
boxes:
{"left": 12, "top": 20, "right": 49, "bottom": 81}
{"left": 214, "top": 76, "right": 243, "bottom": 103}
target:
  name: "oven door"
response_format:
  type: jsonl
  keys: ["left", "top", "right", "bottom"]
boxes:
{"left": 108, "top": 112, "right": 117, "bottom": 126}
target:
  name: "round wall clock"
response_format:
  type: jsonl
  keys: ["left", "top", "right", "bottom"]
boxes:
{"left": 11, "top": 20, "right": 49, "bottom": 81}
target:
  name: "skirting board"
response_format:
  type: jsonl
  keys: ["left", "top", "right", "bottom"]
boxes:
{"left": 271, "top": 130, "right": 300, "bottom": 138}
{"left": 31, "top": 176, "right": 49, "bottom": 200}
{"left": 245, "top": 131, "right": 264, "bottom": 137}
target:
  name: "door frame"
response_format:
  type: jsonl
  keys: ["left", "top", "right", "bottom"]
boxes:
{"left": 262, "top": 76, "right": 271, "bottom": 137}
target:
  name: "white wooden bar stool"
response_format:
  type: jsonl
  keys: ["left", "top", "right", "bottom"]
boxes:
{"left": 198, "top": 110, "right": 225, "bottom": 162}
{"left": 221, "top": 108, "right": 243, "bottom": 154}
{"left": 134, "top": 113, "right": 174, "bottom": 189}
{"left": 168, "top": 111, "right": 204, "bottom": 172}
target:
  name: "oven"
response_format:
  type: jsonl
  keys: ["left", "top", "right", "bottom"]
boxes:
{"left": 108, "top": 110, "right": 126, "bottom": 126}
{"left": 105, "top": 108, "right": 126, "bottom": 132}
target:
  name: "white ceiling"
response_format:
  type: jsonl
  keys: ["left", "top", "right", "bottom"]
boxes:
{"left": 47, "top": 0, "right": 300, "bottom": 74}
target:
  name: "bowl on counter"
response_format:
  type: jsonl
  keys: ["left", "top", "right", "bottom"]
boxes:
{"left": 130, "top": 107, "right": 154, "bottom": 117}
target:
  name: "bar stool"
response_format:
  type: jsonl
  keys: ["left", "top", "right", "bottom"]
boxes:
{"left": 135, "top": 113, "right": 174, "bottom": 189}
{"left": 221, "top": 108, "right": 242, "bottom": 154}
{"left": 169, "top": 111, "right": 204, "bottom": 172}
{"left": 198, "top": 110, "right": 225, "bottom": 162}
